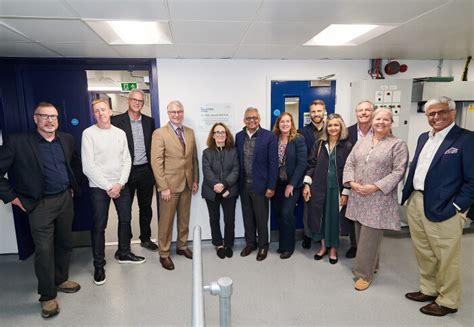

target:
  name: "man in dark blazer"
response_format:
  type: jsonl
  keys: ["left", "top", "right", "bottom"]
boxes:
{"left": 345, "top": 100, "right": 374, "bottom": 258}
{"left": 402, "top": 96, "right": 474, "bottom": 317}
{"left": 0, "top": 102, "right": 81, "bottom": 318}
{"left": 236, "top": 107, "right": 278, "bottom": 261}
{"left": 111, "top": 89, "right": 157, "bottom": 251}
{"left": 297, "top": 99, "right": 326, "bottom": 249}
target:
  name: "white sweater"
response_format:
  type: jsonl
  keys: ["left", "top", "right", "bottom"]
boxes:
{"left": 81, "top": 125, "right": 131, "bottom": 190}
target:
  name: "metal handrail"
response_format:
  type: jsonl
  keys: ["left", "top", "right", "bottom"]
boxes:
{"left": 192, "top": 226, "right": 233, "bottom": 327}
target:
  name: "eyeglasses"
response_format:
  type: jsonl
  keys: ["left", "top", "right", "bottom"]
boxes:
{"left": 168, "top": 110, "right": 184, "bottom": 116}
{"left": 129, "top": 98, "right": 144, "bottom": 104}
{"left": 245, "top": 116, "right": 259, "bottom": 121}
{"left": 213, "top": 131, "right": 226, "bottom": 135}
{"left": 35, "top": 113, "right": 58, "bottom": 121}
{"left": 426, "top": 109, "right": 452, "bottom": 117}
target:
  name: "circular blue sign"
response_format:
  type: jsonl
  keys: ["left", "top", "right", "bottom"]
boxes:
{"left": 71, "top": 118, "right": 79, "bottom": 126}
{"left": 273, "top": 109, "right": 281, "bottom": 116}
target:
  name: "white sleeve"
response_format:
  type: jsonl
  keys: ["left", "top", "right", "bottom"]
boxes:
{"left": 118, "top": 132, "right": 132, "bottom": 186}
{"left": 81, "top": 130, "right": 113, "bottom": 190}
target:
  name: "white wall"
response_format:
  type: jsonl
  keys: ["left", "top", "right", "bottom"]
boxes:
{"left": 156, "top": 58, "right": 470, "bottom": 241}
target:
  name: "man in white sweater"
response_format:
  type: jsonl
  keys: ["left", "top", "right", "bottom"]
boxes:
{"left": 82, "top": 99, "right": 145, "bottom": 286}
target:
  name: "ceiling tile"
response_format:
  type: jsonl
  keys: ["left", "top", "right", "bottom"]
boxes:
{"left": 1, "top": 19, "right": 104, "bottom": 43}
{"left": 178, "top": 44, "right": 238, "bottom": 59}
{"left": 0, "top": 0, "right": 77, "bottom": 18}
{"left": 0, "top": 42, "right": 60, "bottom": 57}
{"left": 64, "top": 0, "right": 170, "bottom": 20}
{"left": 41, "top": 43, "right": 120, "bottom": 57}
{"left": 171, "top": 21, "right": 248, "bottom": 44}
{"left": 111, "top": 45, "right": 178, "bottom": 58}
{"left": 234, "top": 45, "right": 295, "bottom": 59}
{"left": 242, "top": 22, "right": 326, "bottom": 45}
{"left": 0, "top": 24, "right": 30, "bottom": 41}
{"left": 168, "top": 0, "right": 261, "bottom": 21}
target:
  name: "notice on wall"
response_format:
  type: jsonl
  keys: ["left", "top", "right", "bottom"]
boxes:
{"left": 199, "top": 103, "right": 235, "bottom": 132}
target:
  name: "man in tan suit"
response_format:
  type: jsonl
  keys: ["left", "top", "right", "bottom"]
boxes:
{"left": 151, "top": 100, "right": 199, "bottom": 270}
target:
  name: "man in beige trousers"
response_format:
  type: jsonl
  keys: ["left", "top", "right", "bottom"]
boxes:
{"left": 151, "top": 100, "right": 199, "bottom": 270}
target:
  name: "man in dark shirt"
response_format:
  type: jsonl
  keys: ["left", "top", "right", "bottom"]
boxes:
{"left": 0, "top": 102, "right": 81, "bottom": 318}
{"left": 235, "top": 107, "right": 278, "bottom": 261}
{"left": 298, "top": 100, "right": 326, "bottom": 249}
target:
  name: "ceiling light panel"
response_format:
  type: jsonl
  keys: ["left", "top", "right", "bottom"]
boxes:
{"left": 86, "top": 20, "right": 172, "bottom": 45}
{"left": 304, "top": 24, "right": 396, "bottom": 46}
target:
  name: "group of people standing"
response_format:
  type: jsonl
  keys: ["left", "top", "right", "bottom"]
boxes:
{"left": 0, "top": 92, "right": 472, "bottom": 319}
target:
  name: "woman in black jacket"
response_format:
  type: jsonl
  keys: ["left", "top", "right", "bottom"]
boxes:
{"left": 302, "top": 114, "right": 352, "bottom": 264}
{"left": 202, "top": 122, "right": 239, "bottom": 259}
{"left": 272, "top": 112, "right": 307, "bottom": 259}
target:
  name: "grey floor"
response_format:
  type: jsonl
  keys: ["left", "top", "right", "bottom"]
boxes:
{"left": 0, "top": 230, "right": 473, "bottom": 326}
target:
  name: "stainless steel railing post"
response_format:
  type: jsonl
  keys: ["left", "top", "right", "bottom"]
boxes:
{"left": 192, "top": 226, "right": 205, "bottom": 327}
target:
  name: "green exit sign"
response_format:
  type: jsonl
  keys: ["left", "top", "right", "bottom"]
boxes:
{"left": 121, "top": 82, "right": 138, "bottom": 92}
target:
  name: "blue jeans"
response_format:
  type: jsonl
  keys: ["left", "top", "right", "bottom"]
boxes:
{"left": 90, "top": 187, "right": 132, "bottom": 268}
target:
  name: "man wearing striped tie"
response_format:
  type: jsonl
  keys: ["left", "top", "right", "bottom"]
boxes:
{"left": 151, "top": 100, "right": 199, "bottom": 270}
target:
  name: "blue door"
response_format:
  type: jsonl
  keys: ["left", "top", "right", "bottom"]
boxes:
{"left": 270, "top": 80, "right": 336, "bottom": 231}
{"left": 21, "top": 69, "right": 94, "bottom": 233}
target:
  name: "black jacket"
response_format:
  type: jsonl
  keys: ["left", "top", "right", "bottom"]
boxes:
{"left": 306, "top": 139, "right": 352, "bottom": 233}
{"left": 111, "top": 112, "right": 155, "bottom": 164}
{"left": 0, "top": 131, "right": 81, "bottom": 212}
{"left": 201, "top": 146, "right": 239, "bottom": 201}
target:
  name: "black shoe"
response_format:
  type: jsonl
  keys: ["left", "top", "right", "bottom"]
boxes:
{"left": 314, "top": 250, "right": 327, "bottom": 260}
{"left": 94, "top": 268, "right": 106, "bottom": 286}
{"left": 345, "top": 247, "right": 357, "bottom": 259}
{"left": 280, "top": 251, "right": 293, "bottom": 259}
{"left": 118, "top": 252, "right": 146, "bottom": 264}
{"left": 140, "top": 240, "right": 158, "bottom": 251}
{"left": 301, "top": 236, "right": 311, "bottom": 249}
{"left": 216, "top": 247, "right": 226, "bottom": 259}
{"left": 225, "top": 247, "right": 233, "bottom": 258}
{"left": 329, "top": 256, "right": 338, "bottom": 264}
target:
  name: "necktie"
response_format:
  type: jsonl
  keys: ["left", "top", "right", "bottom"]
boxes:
{"left": 177, "top": 127, "right": 186, "bottom": 154}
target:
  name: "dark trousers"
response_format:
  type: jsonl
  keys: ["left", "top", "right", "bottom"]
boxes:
{"left": 28, "top": 190, "right": 73, "bottom": 301}
{"left": 205, "top": 196, "right": 237, "bottom": 248}
{"left": 90, "top": 187, "right": 132, "bottom": 268}
{"left": 240, "top": 183, "right": 269, "bottom": 249}
{"left": 346, "top": 216, "right": 357, "bottom": 248}
{"left": 273, "top": 183, "right": 301, "bottom": 252}
{"left": 128, "top": 164, "right": 154, "bottom": 242}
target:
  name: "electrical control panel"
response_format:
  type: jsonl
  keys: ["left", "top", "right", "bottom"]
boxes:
{"left": 350, "top": 79, "right": 413, "bottom": 143}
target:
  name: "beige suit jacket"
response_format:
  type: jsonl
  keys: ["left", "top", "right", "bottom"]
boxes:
{"left": 151, "top": 123, "right": 199, "bottom": 193}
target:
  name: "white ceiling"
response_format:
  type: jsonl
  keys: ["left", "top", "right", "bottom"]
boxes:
{"left": 0, "top": 0, "right": 472, "bottom": 60}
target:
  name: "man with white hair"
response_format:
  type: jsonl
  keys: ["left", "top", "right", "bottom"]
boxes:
{"left": 402, "top": 96, "right": 474, "bottom": 316}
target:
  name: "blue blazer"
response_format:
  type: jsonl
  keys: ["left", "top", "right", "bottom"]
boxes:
{"left": 281, "top": 134, "right": 307, "bottom": 189}
{"left": 401, "top": 125, "right": 474, "bottom": 222}
{"left": 235, "top": 127, "right": 278, "bottom": 196}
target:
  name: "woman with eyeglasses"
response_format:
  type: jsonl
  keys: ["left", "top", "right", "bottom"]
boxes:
{"left": 202, "top": 123, "right": 239, "bottom": 259}
{"left": 343, "top": 108, "right": 408, "bottom": 291}
{"left": 302, "top": 113, "right": 352, "bottom": 265}
{"left": 272, "top": 112, "right": 307, "bottom": 259}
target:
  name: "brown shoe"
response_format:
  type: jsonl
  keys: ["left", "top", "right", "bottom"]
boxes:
{"left": 176, "top": 248, "right": 193, "bottom": 259}
{"left": 41, "top": 299, "right": 59, "bottom": 318}
{"left": 160, "top": 257, "right": 175, "bottom": 270}
{"left": 256, "top": 248, "right": 268, "bottom": 261}
{"left": 354, "top": 278, "right": 371, "bottom": 291}
{"left": 405, "top": 291, "right": 437, "bottom": 302}
{"left": 420, "top": 302, "right": 457, "bottom": 316}
{"left": 240, "top": 246, "right": 255, "bottom": 257}
{"left": 57, "top": 280, "right": 81, "bottom": 293}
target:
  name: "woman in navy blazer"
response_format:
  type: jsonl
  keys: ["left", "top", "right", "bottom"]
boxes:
{"left": 272, "top": 112, "right": 307, "bottom": 259}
